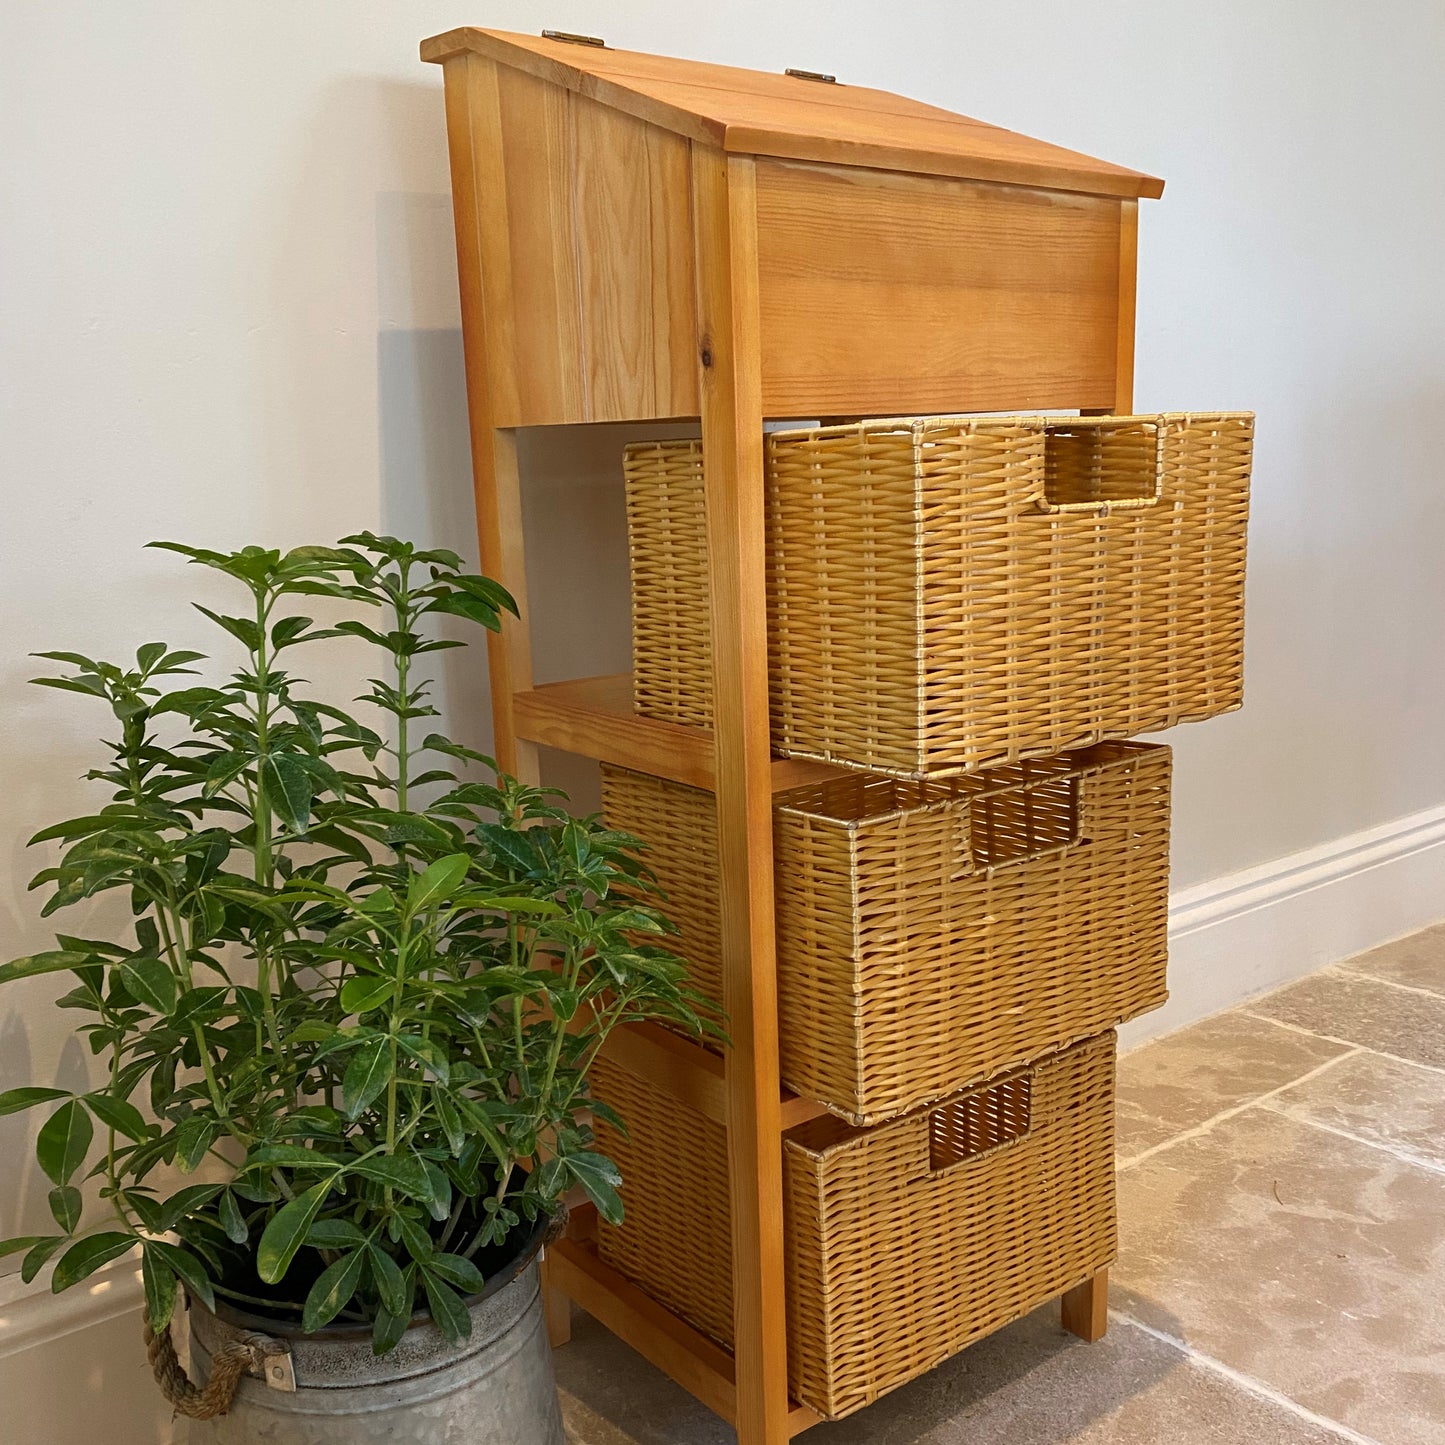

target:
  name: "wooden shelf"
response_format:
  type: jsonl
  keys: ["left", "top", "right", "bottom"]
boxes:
{"left": 600, "top": 1020, "right": 829, "bottom": 1130}
{"left": 513, "top": 674, "right": 844, "bottom": 794}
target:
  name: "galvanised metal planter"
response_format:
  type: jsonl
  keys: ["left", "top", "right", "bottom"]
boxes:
{"left": 182, "top": 1236, "right": 565, "bottom": 1444}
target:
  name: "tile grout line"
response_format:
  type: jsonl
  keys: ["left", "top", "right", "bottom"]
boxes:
{"left": 1239, "top": 1010, "right": 1445, "bottom": 1078}
{"left": 1116, "top": 1047, "right": 1365, "bottom": 1172}
{"left": 1330, "top": 965, "right": 1445, "bottom": 1001}
{"left": 1258, "top": 1103, "right": 1445, "bottom": 1177}
{"left": 1111, "top": 1311, "right": 1384, "bottom": 1445}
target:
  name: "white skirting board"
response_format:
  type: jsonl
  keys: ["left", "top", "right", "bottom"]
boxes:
{"left": 1123, "top": 800, "right": 1445, "bottom": 1050}
{"left": 3, "top": 804, "right": 1445, "bottom": 1434}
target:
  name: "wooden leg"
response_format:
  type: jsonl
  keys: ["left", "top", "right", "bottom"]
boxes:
{"left": 541, "top": 1256, "right": 573, "bottom": 1348}
{"left": 1061, "top": 1267, "right": 1109, "bottom": 1342}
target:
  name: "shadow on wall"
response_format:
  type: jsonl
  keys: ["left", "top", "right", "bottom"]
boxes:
{"left": 366, "top": 81, "right": 705, "bottom": 815}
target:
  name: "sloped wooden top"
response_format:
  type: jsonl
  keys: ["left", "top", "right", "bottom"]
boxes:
{"left": 421, "top": 29, "right": 1164, "bottom": 199}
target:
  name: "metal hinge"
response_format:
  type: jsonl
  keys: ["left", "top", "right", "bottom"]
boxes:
{"left": 785, "top": 67, "right": 837, "bottom": 84}
{"left": 542, "top": 30, "right": 605, "bottom": 48}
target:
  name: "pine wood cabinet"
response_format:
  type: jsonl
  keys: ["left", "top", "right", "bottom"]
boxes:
{"left": 424, "top": 26, "right": 1163, "bottom": 1442}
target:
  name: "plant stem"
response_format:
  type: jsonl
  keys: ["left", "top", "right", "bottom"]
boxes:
{"left": 248, "top": 585, "right": 288, "bottom": 1084}
{"left": 394, "top": 554, "right": 412, "bottom": 817}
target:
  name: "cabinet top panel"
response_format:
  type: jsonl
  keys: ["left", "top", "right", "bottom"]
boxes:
{"left": 421, "top": 28, "right": 1164, "bottom": 199}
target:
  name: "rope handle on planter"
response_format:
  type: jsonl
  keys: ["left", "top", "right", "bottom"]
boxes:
{"left": 143, "top": 1305, "right": 282, "bottom": 1420}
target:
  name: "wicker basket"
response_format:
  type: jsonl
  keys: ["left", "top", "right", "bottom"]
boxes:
{"left": 602, "top": 740, "right": 1169, "bottom": 1124}
{"left": 592, "top": 1031, "right": 1117, "bottom": 1420}
{"left": 624, "top": 411, "right": 1252, "bottom": 777}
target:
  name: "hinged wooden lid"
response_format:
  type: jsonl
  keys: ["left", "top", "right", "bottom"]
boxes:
{"left": 421, "top": 28, "right": 1163, "bottom": 199}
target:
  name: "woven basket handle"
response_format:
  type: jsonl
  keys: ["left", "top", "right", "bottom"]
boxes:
{"left": 1033, "top": 419, "right": 1165, "bottom": 516}
{"left": 924, "top": 1067, "right": 1034, "bottom": 1175}
{"left": 961, "top": 774, "right": 1083, "bottom": 877}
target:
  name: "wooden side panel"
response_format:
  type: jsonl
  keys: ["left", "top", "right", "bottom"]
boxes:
{"left": 439, "top": 54, "right": 536, "bottom": 779}
{"left": 487, "top": 67, "right": 699, "bottom": 425}
{"left": 490, "top": 67, "right": 581, "bottom": 422}
{"left": 754, "top": 159, "right": 1124, "bottom": 417}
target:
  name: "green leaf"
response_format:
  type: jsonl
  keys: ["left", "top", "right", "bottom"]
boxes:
{"left": 141, "top": 1245, "right": 178, "bottom": 1332}
{"left": 423, "top": 735, "right": 497, "bottom": 769}
{"left": 257, "top": 1181, "right": 332, "bottom": 1285}
{"left": 422, "top": 1274, "right": 471, "bottom": 1346}
{"left": 218, "top": 1191, "right": 248, "bottom": 1245}
{"left": 204, "top": 881, "right": 290, "bottom": 923}
{"left": 246, "top": 1143, "right": 341, "bottom": 1171}
{"left": 193, "top": 604, "right": 261, "bottom": 651}
{"left": 341, "top": 1036, "right": 393, "bottom": 1121}
{"left": 371, "top": 1267, "right": 415, "bottom": 1356}
{"left": 149, "top": 1240, "right": 215, "bottom": 1311}
{"left": 119, "top": 957, "right": 178, "bottom": 1015}
{"left": 0, "top": 951, "right": 93, "bottom": 986}
{"left": 202, "top": 751, "right": 250, "bottom": 799}
{"left": 51, "top": 1232, "right": 135, "bottom": 1292}
{"left": 406, "top": 854, "right": 470, "bottom": 913}
{"left": 564, "top": 1152, "right": 625, "bottom": 1227}
{"left": 283, "top": 1021, "right": 338, "bottom": 1045}
{"left": 0, "top": 1235, "right": 54, "bottom": 1261}
{"left": 426, "top": 589, "right": 501, "bottom": 629}
{"left": 155, "top": 1183, "right": 224, "bottom": 1230}
{"left": 347, "top": 1156, "right": 429, "bottom": 1199}
{"left": 475, "top": 823, "right": 537, "bottom": 876}
{"left": 339, "top": 976, "right": 393, "bottom": 1016}
{"left": 37, "top": 1100, "right": 93, "bottom": 1186}
{"left": 172, "top": 1116, "right": 218, "bottom": 1174}
{"left": 0, "top": 1086, "right": 69, "bottom": 1117}
{"left": 419, "top": 1160, "right": 450, "bottom": 1222}
{"left": 271, "top": 616, "right": 314, "bottom": 649}
{"left": 396, "top": 1035, "right": 448, "bottom": 1086}
{"left": 154, "top": 648, "right": 206, "bottom": 673}
{"left": 425, "top": 1252, "right": 484, "bottom": 1295}
{"left": 453, "top": 574, "right": 517, "bottom": 614}
{"left": 30, "top": 675, "right": 108, "bottom": 699}
{"left": 263, "top": 753, "right": 314, "bottom": 835}
{"left": 304, "top": 1219, "right": 367, "bottom": 1249}
{"left": 20, "top": 1236, "right": 65, "bottom": 1283}
{"left": 456, "top": 895, "right": 563, "bottom": 916}
{"left": 84, "top": 1093, "right": 150, "bottom": 1141}
{"left": 396, "top": 1212, "right": 433, "bottom": 1262}
{"left": 29, "top": 814, "right": 144, "bottom": 845}
{"left": 48, "top": 1186, "right": 82, "bottom": 1233}
{"left": 435, "top": 1093, "right": 465, "bottom": 1157}
{"left": 303, "top": 1249, "right": 368, "bottom": 1333}
{"left": 368, "top": 1244, "right": 406, "bottom": 1315}
{"left": 328, "top": 618, "right": 391, "bottom": 649}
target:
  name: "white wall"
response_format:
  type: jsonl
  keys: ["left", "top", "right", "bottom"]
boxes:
{"left": 4, "top": 4, "right": 1445, "bottom": 1438}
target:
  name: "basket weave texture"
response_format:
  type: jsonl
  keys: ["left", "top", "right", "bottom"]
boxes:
{"left": 602, "top": 741, "right": 1168, "bottom": 1124}
{"left": 593, "top": 1031, "right": 1118, "bottom": 1419}
{"left": 624, "top": 412, "right": 1252, "bottom": 777}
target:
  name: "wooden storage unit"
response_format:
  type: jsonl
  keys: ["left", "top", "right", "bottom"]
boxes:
{"left": 424, "top": 26, "right": 1165, "bottom": 1443}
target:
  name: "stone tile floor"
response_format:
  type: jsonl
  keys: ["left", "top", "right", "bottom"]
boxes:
{"left": 555, "top": 923, "right": 1445, "bottom": 1444}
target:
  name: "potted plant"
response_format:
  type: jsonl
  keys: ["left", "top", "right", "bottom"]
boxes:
{"left": 0, "top": 536, "right": 711, "bottom": 1442}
